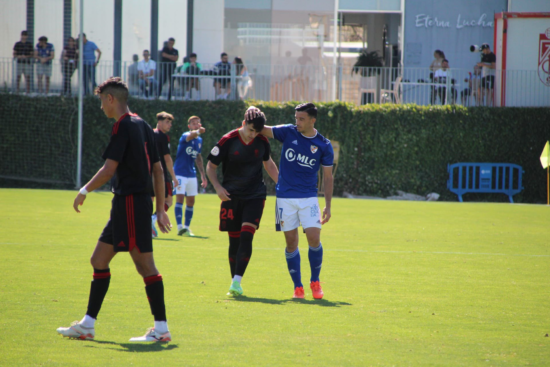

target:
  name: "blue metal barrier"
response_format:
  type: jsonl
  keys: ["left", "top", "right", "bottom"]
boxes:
{"left": 447, "top": 163, "right": 524, "bottom": 203}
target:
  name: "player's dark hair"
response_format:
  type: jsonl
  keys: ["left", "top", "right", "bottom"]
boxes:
{"left": 246, "top": 112, "right": 266, "bottom": 132}
{"left": 95, "top": 77, "right": 129, "bottom": 103}
{"left": 157, "top": 111, "right": 174, "bottom": 121}
{"left": 190, "top": 53, "right": 197, "bottom": 58}
{"left": 295, "top": 102, "right": 317, "bottom": 118}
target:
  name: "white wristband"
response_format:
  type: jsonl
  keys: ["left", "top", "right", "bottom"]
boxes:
{"left": 79, "top": 187, "right": 89, "bottom": 195}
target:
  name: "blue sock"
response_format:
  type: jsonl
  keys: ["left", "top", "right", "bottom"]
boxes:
{"left": 308, "top": 243, "right": 323, "bottom": 282}
{"left": 184, "top": 206, "right": 194, "bottom": 227}
{"left": 175, "top": 203, "right": 183, "bottom": 226}
{"left": 285, "top": 248, "right": 303, "bottom": 288}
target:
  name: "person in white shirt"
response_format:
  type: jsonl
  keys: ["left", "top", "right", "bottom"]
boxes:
{"left": 433, "top": 59, "right": 455, "bottom": 105}
{"left": 138, "top": 50, "right": 157, "bottom": 98}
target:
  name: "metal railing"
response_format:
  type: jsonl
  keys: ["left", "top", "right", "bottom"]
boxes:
{"left": 1, "top": 58, "right": 548, "bottom": 107}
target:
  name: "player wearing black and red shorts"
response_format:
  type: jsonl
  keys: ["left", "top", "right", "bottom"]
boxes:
{"left": 151, "top": 112, "right": 178, "bottom": 238}
{"left": 58, "top": 77, "right": 172, "bottom": 343}
{"left": 206, "top": 111, "right": 279, "bottom": 296}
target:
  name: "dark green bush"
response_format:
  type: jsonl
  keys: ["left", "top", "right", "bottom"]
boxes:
{"left": 1, "top": 94, "right": 549, "bottom": 203}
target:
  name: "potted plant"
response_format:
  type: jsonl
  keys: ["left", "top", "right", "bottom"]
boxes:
{"left": 352, "top": 50, "right": 384, "bottom": 104}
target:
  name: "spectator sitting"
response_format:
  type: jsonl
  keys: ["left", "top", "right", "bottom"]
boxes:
{"left": 214, "top": 52, "right": 231, "bottom": 99}
{"left": 127, "top": 54, "right": 139, "bottom": 96}
{"left": 234, "top": 57, "right": 250, "bottom": 100}
{"left": 461, "top": 65, "right": 481, "bottom": 106}
{"left": 13, "top": 30, "right": 34, "bottom": 94}
{"left": 182, "top": 52, "right": 201, "bottom": 100}
{"left": 429, "top": 50, "right": 445, "bottom": 104}
{"left": 429, "top": 50, "right": 445, "bottom": 73}
{"left": 61, "top": 36, "right": 78, "bottom": 96}
{"left": 433, "top": 59, "right": 456, "bottom": 104}
{"left": 138, "top": 50, "right": 157, "bottom": 98}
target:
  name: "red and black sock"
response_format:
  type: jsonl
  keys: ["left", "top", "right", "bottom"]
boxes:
{"left": 144, "top": 274, "right": 167, "bottom": 321}
{"left": 235, "top": 226, "right": 255, "bottom": 277}
{"left": 228, "top": 231, "right": 240, "bottom": 278}
{"left": 86, "top": 268, "right": 111, "bottom": 319}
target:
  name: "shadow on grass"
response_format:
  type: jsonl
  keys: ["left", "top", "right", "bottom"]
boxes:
{"left": 230, "top": 295, "right": 352, "bottom": 307}
{"left": 153, "top": 238, "right": 181, "bottom": 242}
{"left": 84, "top": 340, "right": 178, "bottom": 352}
{"left": 289, "top": 298, "right": 352, "bottom": 307}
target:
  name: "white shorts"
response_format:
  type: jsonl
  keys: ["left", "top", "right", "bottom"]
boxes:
{"left": 275, "top": 197, "right": 322, "bottom": 232}
{"left": 175, "top": 176, "right": 198, "bottom": 196}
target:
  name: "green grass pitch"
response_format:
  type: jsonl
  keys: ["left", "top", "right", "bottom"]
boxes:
{"left": 0, "top": 188, "right": 548, "bottom": 366}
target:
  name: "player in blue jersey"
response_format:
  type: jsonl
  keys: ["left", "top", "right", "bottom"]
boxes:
{"left": 173, "top": 115, "right": 207, "bottom": 236}
{"left": 249, "top": 103, "right": 334, "bottom": 299}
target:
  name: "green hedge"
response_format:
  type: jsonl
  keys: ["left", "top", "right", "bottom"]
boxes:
{"left": 1, "top": 94, "right": 550, "bottom": 203}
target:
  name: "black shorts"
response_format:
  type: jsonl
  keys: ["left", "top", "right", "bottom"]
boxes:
{"left": 99, "top": 193, "right": 153, "bottom": 253}
{"left": 214, "top": 78, "right": 230, "bottom": 88}
{"left": 482, "top": 76, "right": 494, "bottom": 89}
{"left": 219, "top": 198, "right": 265, "bottom": 232}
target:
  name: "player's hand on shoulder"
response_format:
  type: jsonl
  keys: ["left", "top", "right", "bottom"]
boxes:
{"left": 321, "top": 207, "right": 331, "bottom": 224}
{"left": 73, "top": 193, "right": 86, "bottom": 213}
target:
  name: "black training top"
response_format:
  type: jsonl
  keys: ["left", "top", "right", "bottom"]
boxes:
{"left": 481, "top": 52, "right": 496, "bottom": 64}
{"left": 13, "top": 41, "right": 33, "bottom": 63}
{"left": 207, "top": 129, "right": 271, "bottom": 200}
{"left": 160, "top": 46, "right": 178, "bottom": 65}
{"left": 154, "top": 128, "right": 171, "bottom": 182}
{"left": 102, "top": 113, "right": 160, "bottom": 196}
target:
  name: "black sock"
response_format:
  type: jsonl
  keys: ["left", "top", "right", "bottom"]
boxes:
{"left": 228, "top": 232, "right": 240, "bottom": 278}
{"left": 86, "top": 268, "right": 111, "bottom": 319}
{"left": 144, "top": 274, "right": 167, "bottom": 321}
{"left": 235, "top": 226, "right": 255, "bottom": 277}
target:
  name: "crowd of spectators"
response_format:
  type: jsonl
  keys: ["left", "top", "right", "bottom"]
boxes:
{"left": 11, "top": 31, "right": 250, "bottom": 101}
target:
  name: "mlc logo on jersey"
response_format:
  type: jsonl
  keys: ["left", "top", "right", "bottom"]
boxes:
{"left": 186, "top": 146, "right": 198, "bottom": 158}
{"left": 539, "top": 28, "right": 550, "bottom": 87}
{"left": 285, "top": 148, "right": 316, "bottom": 169}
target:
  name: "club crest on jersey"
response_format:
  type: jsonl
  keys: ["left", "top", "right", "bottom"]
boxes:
{"left": 310, "top": 145, "right": 318, "bottom": 154}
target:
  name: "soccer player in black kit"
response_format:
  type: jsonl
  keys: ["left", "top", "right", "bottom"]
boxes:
{"left": 151, "top": 111, "right": 178, "bottom": 238}
{"left": 57, "top": 77, "right": 173, "bottom": 342}
{"left": 206, "top": 110, "right": 279, "bottom": 296}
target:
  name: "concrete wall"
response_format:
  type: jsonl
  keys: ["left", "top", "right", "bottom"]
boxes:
{"left": 0, "top": 1, "right": 29, "bottom": 60}
{"left": 403, "top": 0, "right": 508, "bottom": 70}
{"left": 0, "top": 0, "right": 188, "bottom": 63}
{"left": 193, "top": 0, "right": 224, "bottom": 65}
{"left": 508, "top": 0, "right": 550, "bottom": 12}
